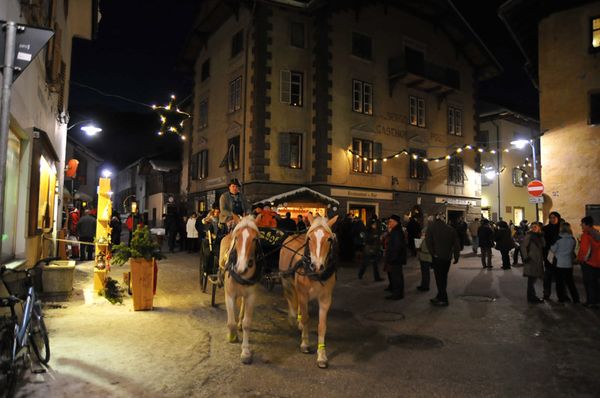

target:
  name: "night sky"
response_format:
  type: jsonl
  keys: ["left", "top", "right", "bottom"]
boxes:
{"left": 68, "top": 0, "right": 537, "bottom": 170}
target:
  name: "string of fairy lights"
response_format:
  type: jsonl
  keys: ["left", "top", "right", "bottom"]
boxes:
{"left": 347, "top": 141, "right": 537, "bottom": 178}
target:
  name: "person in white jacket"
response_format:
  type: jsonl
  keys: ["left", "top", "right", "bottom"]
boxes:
{"left": 550, "top": 222, "right": 580, "bottom": 303}
{"left": 186, "top": 213, "right": 200, "bottom": 253}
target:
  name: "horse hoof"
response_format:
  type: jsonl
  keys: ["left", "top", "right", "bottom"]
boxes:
{"left": 317, "top": 360, "right": 328, "bottom": 369}
{"left": 300, "top": 345, "right": 311, "bottom": 354}
{"left": 241, "top": 353, "right": 253, "bottom": 365}
{"left": 227, "top": 333, "right": 239, "bottom": 343}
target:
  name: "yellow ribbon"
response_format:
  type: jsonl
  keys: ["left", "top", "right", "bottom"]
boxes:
{"left": 318, "top": 343, "right": 326, "bottom": 350}
{"left": 297, "top": 314, "right": 302, "bottom": 320}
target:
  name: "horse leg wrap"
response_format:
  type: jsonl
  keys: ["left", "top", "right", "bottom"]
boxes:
{"left": 318, "top": 343, "right": 326, "bottom": 351}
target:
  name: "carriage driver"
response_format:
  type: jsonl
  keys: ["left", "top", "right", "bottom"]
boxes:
{"left": 218, "top": 178, "right": 252, "bottom": 228}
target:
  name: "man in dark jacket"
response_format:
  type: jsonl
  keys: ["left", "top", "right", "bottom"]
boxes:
{"left": 384, "top": 214, "right": 407, "bottom": 300}
{"left": 77, "top": 210, "right": 97, "bottom": 261}
{"left": 542, "top": 211, "right": 562, "bottom": 299}
{"left": 406, "top": 216, "right": 421, "bottom": 257}
{"left": 494, "top": 221, "right": 514, "bottom": 269}
{"left": 478, "top": 219, "right": 495, "bottom": 268}
{"left": 426, "top": 216, "right": 461, "bottom": 306}
{"left": 358, "top": 217, "right": 383, "bottom": 282}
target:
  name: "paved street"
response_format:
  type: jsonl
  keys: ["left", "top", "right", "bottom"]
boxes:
{"left": 20, "top": 248, "right": 600, "bottom": 398}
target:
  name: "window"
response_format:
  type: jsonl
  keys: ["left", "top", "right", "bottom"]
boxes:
{"left": 512, "top": 167, "right": 527, "bottom": 187}
{"left": 198, "top": 150, "right": 208, "bottom": 179}
{"left": 352, "top": 32, "right": 372, "bottom": 60}
{"left": 1, "top": 131, "right": 21, "bottom": 261}
{"left": 280, "top": 70, "right": 303, "bottom": 107}
{"left": 590, "top": 93, "right": 600, "bottom": 125}
{"left": 448, "top": 157, "right": 464, "bottom": 185}
{"left": 228, "top": 76, "right": 242, "bottom": 113}
{"left": 409, "top": 148, "right": 430, "bottom": 180}
{"left": 227, "top": 136, "right": 240, "bottom": 172}
{"left": 199, "top": 99, "right": 208, "bottom": 129}
{"left": 201, "top": 59, "right": 210, "bottom": 81}
{"left": 448, "top": 106, "right": 462, "bottom": 136}
{"left": 591, "top": 16, "right": 600, "bottom": 52}
{"left": 279, "top": 132, "right": 303, "bottom": 169}
{"left": 29, "top": 129, "right": 59, "bottom": 236}
{"left": 352, "top": 80, "right": 373, "bottom": 115}
{"left": 290, "top": 21, "right": 305, "bottom": 48}
{"left": 231, "top": 29, "right": 244, "bottom": 58}
{"left": 409, "top": 96, "right": 426, "bottom": 127}
{"left": 352, "top": 138, "right": 375, "bottom": 174}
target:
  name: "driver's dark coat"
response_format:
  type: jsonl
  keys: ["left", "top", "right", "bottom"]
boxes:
{"left": 385, "top": 225, "right": 407, "bottom": 267}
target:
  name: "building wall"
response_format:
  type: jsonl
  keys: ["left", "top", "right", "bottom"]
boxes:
{"left": 538, "top": 3, "right": 600, "bottom": 233}
{"left": 184, "top": 2, "right": 489, "bottom": 220}
{"left": 480, "top": 118, "right": 538, "bottom": 222}
{"left": 1, "top": 0, "right": 93, "bottom": 264}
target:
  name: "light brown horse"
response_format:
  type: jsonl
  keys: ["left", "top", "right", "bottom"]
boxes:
{"left": 219, "top": 215, "right": 261, "bottom": 364}
{"left": 279, "top": 214, "right": 339, "bottom": 368}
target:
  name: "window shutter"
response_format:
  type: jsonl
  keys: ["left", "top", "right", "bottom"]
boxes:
{"left": 279, "top": 133, "right": 291, "bottom": 166}
{"left": 373, "top": 142, "right": 382, "bottom": 174}
{"left": 280, "top": 70, "right": 291, "bottom": 104}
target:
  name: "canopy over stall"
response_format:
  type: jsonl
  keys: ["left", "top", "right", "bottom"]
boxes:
{"left": 255, "top": 187, "right": 339, "bottom": 219}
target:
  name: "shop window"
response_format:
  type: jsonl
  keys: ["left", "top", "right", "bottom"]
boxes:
{"left": 29, "top": 129, "right": 59, "bottom": 236}
{"left": 228, "top": 76, "right": 242, "bottom": 113}
{"left": 512, "top": 167, "right": 526, "bottom": 187}
{"left": 199, "top": 99, "right": 208, "bottom": 129}
{"left": 352, "top": 138, "right": 374, "bottom": 174}
{"left": 280, "top": 70, "right": 303, "bottom": 107}
{"left": 409, "top": 96, "right": 426, "bottom": 127}
{"left": 352, "top": 32, "right": 372, "bottom": 60}
{"left": 448, "top": 106, "right": 462, "bottom": 136}
{"left": 591, "top": 16, "right": 600, "bottom": 53}
{"left": 201, "top": 59, "right": 210, "bottom": 81}
{"left": 409, "top": 148, "right": 431, "bottom": 180}
{"left": 352, "top": 80, "right": 373, "bottom": 115}
{"left": 290, "top": 21, "right": 305, "bottom": 48}
{"left": 590, "top": 92, "right": 600, "bottom": 125}
{"left": 1, "top": 131, "right": 22, "bottom": 261}
{"left": 448, "top": 157, "right": 464, "bottom": 185}
{"left": 231, "top": 29, "right": 244, "bottom": 58}
{"left": 227, "top": 136, "right": 240, "bottom": 172}
{"left": 279, "top": 132, "right": 303, "bottom": 169}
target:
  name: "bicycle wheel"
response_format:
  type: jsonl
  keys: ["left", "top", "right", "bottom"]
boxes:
{"left": 29, "top": 304, "right": 50, "bottom": 365}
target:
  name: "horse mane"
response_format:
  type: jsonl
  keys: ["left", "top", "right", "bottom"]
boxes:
{"left": 307, "top": 216, "right": 332, "bottom": 235}
{"left": 232, "top": 215, "right": 259, "bottom": 234}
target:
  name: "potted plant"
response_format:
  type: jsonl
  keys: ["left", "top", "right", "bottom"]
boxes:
{"left": 111, "top": 225, "right": 165, "bottom": 310}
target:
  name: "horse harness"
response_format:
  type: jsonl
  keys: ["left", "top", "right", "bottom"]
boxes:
{"left": 281, "top": 234, "right": 337, "bottom": 284}
{"left": 223, "top": 237, "right": 264, "bottom": 286}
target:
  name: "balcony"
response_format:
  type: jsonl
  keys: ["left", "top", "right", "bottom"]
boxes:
{"left": 388, "top": 52, "right": 461, "bottom": 96}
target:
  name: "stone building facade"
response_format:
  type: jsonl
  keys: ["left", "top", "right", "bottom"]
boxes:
{"left": 501, "top": 0, "right": 600, "bottom": 233}
{"left": 181, "top": 0, "right": 500, "bottom": 223}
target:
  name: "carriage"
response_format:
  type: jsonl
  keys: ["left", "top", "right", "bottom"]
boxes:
{"left": 199, "top": 226, "right": 292, "bottom": 305}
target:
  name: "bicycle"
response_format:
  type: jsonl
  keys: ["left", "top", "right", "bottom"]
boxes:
{"left": 0, "top": 256, "right": 58, "bottom": 395}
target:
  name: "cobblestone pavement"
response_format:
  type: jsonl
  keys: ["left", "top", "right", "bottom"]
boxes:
{"left": 17, "top": 247, "right": 600, "bottom": 398}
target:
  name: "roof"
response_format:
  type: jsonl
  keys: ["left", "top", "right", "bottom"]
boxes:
{"left": 498, "top": 0, "right": 596, "bottom": 87}
{"left": 256, "top": 187, "right": 340, "bottom": 206}
{"left": 478, "top": 101, "right": 539, "bottom": 127}
{"left": 181, "top": 0, "right": 501, "bottom": 80}
{"left": 149, "top": 160, "right": 180, "bottom": 172}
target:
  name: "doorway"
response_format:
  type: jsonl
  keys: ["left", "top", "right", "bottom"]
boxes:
{"left": 446, "top": 209, "right": 464, "bottom": 226}
{"left": 348, "top": 203, "right": 377, "bottom": 225}
{"left": 513, "top": 207, "right": 524, "bottom": 225}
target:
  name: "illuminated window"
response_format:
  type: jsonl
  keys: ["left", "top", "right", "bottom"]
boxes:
{"left": 352, "top": 138, "right": 373, "bottom": 174}
{"left": 352, "top": 80, "right": 373, "bottom": 115}
{"left": 37, "top": 155, "right": 57, "bottom": 231}
{"left": 512, "top": 167, "right": 527, "bottom": 187}
{"left": 591, "top": 16, "right": 600, "bottom": 52}
{"left": 279, "top": 133, "right": 303, "bottom": 169}
{"left": 409, "top": 96, "right": 425, "bottom": 127}
{"left": 409, "top": 148, "right": 430, "bottom": 180}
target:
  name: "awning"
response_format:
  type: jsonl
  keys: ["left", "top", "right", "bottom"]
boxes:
{"left": 255, "top": 187, "right": 340, "bottom": 207}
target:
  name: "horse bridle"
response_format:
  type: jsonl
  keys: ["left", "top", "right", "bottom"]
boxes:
{"left": 225, "top": 235, "right": 263, "bottom": 286}
{"left": 287, "top": 232, "right": 337, "bottom": 283}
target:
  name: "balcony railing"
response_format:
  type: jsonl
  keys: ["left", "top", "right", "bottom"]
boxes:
{"left": 388, "top": 54, "right": 461, "bottom": 96}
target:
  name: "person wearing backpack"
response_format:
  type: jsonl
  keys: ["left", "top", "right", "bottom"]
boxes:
{"left": 577, "top": 216, "right": 600, "bottom": 308}
{"left": 551, "top": 223, "right": 579, "bottom": 303}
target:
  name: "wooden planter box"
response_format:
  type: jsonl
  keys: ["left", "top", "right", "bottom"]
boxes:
{"left": 130, "top": 258, "right": 155, "bottom": 311}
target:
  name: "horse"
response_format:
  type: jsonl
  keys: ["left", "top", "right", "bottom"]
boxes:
{"left": 219, "top": 215, "right": 261, "bottom": 364}
{"left": 279, "top": 213, "right": 339, "bottom": 368}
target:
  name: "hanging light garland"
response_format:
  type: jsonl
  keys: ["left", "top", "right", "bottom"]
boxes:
{"left": 152, "top": 94, "right": 191, "bottom": 140}
{"left": 347, "top": 142, "right": 534, "bottom": 166}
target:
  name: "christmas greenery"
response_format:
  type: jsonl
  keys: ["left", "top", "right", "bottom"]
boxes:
{"left": 111, "top": 225, "right": 165, "bottom": 266}
{"left": 99, "top": 277, "right": 124, "bottom": 305}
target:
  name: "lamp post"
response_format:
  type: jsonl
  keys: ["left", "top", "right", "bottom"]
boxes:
{"left": 511, "top": 139, "right": 539, "bottom": 221}
{"left": 67, "top": 120, "right": 102, "bottom": 136}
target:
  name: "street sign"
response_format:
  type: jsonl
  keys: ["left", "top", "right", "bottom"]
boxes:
{"left": 0, "top": 21, "right": 54, "bottom": 84}
{"left": 529, "top": 196, "right": 544, "bottom": 204}
{"left": 527, "top": 180, "right": 544, "bottom": 197}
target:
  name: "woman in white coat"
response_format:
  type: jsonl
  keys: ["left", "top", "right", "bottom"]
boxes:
{"left": 186, "top": 212, "right": 200, "bottom": 253}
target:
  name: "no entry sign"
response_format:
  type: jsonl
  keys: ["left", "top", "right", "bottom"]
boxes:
{"left": 527, "top": 180, "right": 544, "bottom": 197}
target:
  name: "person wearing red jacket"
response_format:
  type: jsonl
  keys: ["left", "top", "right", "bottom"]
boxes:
{"left": 256, "top": 204, "right": 278, "bottom": 228}
{"left": 577, "top": 216, "right": 600, "bottom": 308}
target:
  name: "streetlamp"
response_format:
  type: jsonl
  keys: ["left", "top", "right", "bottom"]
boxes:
{"left": 101, "top": 169, "right": 112, "bottom": 178}
{"left": 511, "top": 138, "right": 540, "bottom": 221}
{"left": 67, "top": 120, "right": 102, "bottom": 136}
